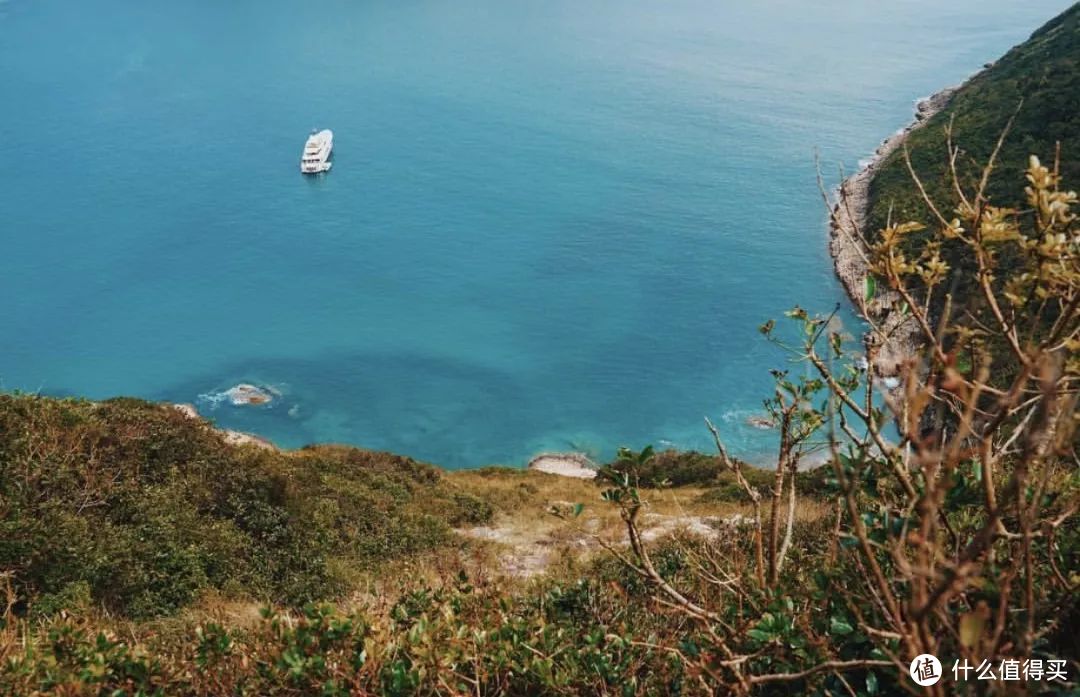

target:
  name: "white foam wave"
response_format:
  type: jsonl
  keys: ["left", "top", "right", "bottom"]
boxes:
{"left": 196, "top": 390, "right": 229, "bottom": 410}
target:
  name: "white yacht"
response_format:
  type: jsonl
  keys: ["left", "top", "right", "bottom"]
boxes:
{"left": 300, "top": 129, "right": 333, "bottom": 173}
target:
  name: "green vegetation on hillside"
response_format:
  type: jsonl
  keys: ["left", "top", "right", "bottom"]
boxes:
{"left": 864, "top": 3, "right": 1080, "bottom": 387}
{"left": 0, "top": 397, "right": 814, "bottom": 695}
{"left": 868, "top": 4, "right": 1079, "bottom": 236}
{"left": 0, "top": 395, "right": 491, "bottom": 619}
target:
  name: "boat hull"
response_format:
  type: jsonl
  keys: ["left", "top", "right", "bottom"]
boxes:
{"left": 300, "top": 129, "right": 334, "bottom": 173}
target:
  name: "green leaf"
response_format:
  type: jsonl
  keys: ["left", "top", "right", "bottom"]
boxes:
{"left": 746, "top": 629, "right": 771, "bottom": 643}
{"left": 572, "top": 503, "right": 584, "bottom": 518}
{"left": 864, "top": 275, "right": 877, "bottom": 302}
{"left": 866, "top": 671, "right": 879, "bottom": 695}
{"left": 829, "top": 616, "right": 854, "bottom": 635}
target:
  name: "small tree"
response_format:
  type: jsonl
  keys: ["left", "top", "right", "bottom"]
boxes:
{"left": 598, "top": 140, "right": 1079, "bottom": 693}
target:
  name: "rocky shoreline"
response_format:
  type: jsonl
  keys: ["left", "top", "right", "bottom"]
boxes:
{"left": 169, "top": 404, "right": 603, "bottom": 473}
{"left": 172, "top": 403, "right": 278, "bottom": 450}
{"left": 828, "top": 86, "right": 959, "bottom": 376}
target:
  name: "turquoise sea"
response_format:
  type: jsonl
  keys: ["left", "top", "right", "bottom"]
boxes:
{"left": 0, "top": 0, "right": 1069, "bottom": 467}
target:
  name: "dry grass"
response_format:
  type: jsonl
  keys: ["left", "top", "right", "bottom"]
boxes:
{"left": 444, "top": 468, "right": 832, "bottom": 577}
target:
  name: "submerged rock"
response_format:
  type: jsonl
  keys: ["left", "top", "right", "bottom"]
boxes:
{"left": 197, "top": 383, "right": 281, "bottom": 410}
{"left": 225, "top": 383, "right": 275, "bottom": 406}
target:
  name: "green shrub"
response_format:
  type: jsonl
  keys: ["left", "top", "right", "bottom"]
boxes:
{"left": 604, "top": 448, "right": 729, "bottom": 487}
{"left": 28, "top": 581, "right": 92, "bottom": 620}
{"left": 0, "top": 395, "right": 490, "bottom": 619}
{"left": 448, "top": 492, "right": 494, "bottom": 525}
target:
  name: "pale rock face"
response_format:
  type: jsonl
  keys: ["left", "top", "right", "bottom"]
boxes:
{"left": 171, "top": 403, "right": 277, "bottom": 451}
{"left": 526, "top": 453, "right": 598, "bottom": 479}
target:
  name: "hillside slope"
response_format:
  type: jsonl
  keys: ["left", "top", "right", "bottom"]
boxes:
{"left": 0, "top": 394, "right": 493, "bottom": 618}
{"left": 0, "top": 394, "right": 771, "bottom": 620}
{"left": 868, "top": 3, "right": 1080, "bottom": 236}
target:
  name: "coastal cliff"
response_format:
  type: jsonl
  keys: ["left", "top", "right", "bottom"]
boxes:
{"left": 828, "top": 88, "right": 956, "bottom": 377}
{"left": 831, "top": 3, "right": 1080, "bottom": 376}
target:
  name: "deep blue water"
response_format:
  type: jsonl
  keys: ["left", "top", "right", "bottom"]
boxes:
{"left": 0, "top": 0, "right": 1069, "bottom": 467}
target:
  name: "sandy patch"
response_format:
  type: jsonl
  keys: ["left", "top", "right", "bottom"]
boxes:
{"left": 527, "top": 452, "right": 598, "bottom": 479}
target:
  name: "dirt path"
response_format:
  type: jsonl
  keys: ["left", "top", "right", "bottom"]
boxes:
{"left": 457, "top": 511, "right": 753, "bottom": 577}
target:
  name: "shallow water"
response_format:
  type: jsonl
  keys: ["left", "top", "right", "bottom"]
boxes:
{"left": 0, "top": 0, "right": 1069, "bottom": 467}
